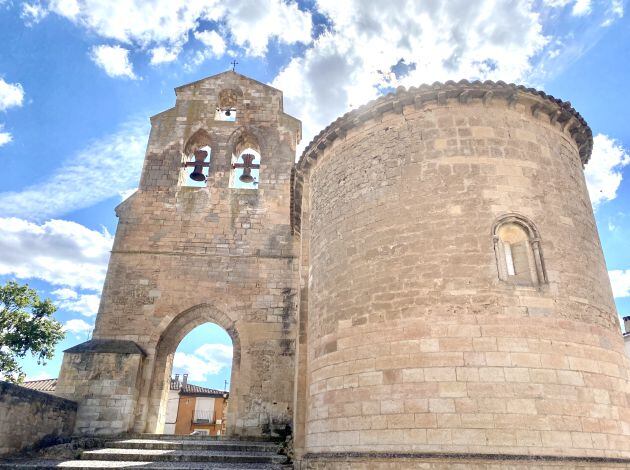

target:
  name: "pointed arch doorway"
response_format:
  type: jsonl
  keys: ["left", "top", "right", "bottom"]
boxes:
{"left": 144, "top": 304, "right": 241, "bottom": 436}
{"left": 164, "top": 323, "right": 232, "bottom": 435}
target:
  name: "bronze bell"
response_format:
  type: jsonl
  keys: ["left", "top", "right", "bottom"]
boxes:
{"left": 238, "top": 153, "right": 256, "bottom": 183}
{"left": 189, "top": 149, "right": 208, "bottom": 181}
{"left": 239, "top": 172, "right": 255, "bottom": 184}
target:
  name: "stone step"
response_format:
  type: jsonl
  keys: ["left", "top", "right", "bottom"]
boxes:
{"left": 132, "top": 434, "right": 280, "bottom": 442}
{"left": 0, "top": 460, "right": 289, "bottom": 469}
{"left": 82, "top": 448, "right": 287, "bottom": 464}
{"left": 110, "top": 438, "right": 279, "bottom": 452}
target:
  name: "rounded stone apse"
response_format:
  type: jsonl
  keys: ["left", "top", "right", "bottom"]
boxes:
{"left": 292, "top": 81, "right": 630, "bottom": 468}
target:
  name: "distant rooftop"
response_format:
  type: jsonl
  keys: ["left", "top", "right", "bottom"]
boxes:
{"left": 170, "top": 377, "right": 228, "bottom": 397}
{"left": 21, "top": 378, "right": 57, "bottom": 393}
{"left": 23, "top": 377, "right": 227, "bottom": 398}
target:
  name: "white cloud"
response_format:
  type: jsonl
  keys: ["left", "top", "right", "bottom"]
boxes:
{"left": 173, "top": 343, "right": 233, "bottom": 383}
{"left": 274, "top": 0, "right": 550, "bottom": 153}
{"left": 572, "top": 0, "right": 593, "bottom": 15}
{"left": 0, "top": 78, "right": 24, "bottom": 111}
{"left": 532, "top": 2, "right": 625, "bottom": 80}
{"left": 609, "top": 270, "right": 630, "bottom": 298}
{"left": 31, "top": 0, "right": 312, "bottom": 62}
{"left": 194, "top": 30, "right": 227, "bottom": 57}
{"left": 53, "top": 288, "right": 101, "bottom": 316}
{"left": 602, "top": 0, "right": 624, "bottom": 25}
{"left": 21, "top": 2, "right": 49, "bottom": 25}
{"left": 90, "top": 45, "right": 137, "bottom": 79}
{"left": 0, "top": 79, "right": 24, "bottom": 147}
{"left": 541, "top": 0, "right": 570, "bottom": 5}
{"left": 50, "top": 0, "right": 80, "bottom": 18}
{"left": 173, "top": 352, "right": 217, "bottom": 382}
{"left": 63, "top": 318, "right": 94, "bottom": 335}
{"left": 0, "top": 118, "right": 148, "bottom": 220}
{"left": 0, "top": 123, "right": 11, "bottom": 146}
{"left": 49, "top": 0, "right": 222, "bottom": 47}
{"left": 542, "top": 0, "right": 594, "bottom": 15}
{"left": 585, "top": 134, "right": 630, "bottom": 206}
{"left": 51, "top": 287, "right": 78, "bottom": 300}
{"left": 150, "top": 46, "right": 181, "bottom": 65}
{"left": 611, "top": 0, "right": 624, "bottom": 17}
{"left": 195, "top": 343, "right": 233, "bottom": 362}
{"left": 0, "top": 218, "right": 113, "bottom": 291}
{"left": 187, "top": 30, "right": 229, "bottom": 69}
{"left": 224, "top": 0, "right": 312, "bottom": 56}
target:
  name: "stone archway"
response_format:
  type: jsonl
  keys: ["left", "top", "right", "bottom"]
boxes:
{"left": 144, "top": 304, "right": 241, "bottom": 435}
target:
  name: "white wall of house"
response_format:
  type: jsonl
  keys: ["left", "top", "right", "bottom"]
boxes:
{"left": 164, "top": 389, "right": 180, "bottom": 434}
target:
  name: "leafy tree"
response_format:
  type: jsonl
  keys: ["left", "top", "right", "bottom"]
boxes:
{"left": 0, "top": 281, "right": 64, "bottom": 383}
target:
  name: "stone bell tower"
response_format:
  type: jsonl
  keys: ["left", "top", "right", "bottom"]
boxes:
{"left": 55, "top": 71, "right": 302, "bottom": 437}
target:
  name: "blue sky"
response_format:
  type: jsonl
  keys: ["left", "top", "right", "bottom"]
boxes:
{"left": 0, "top": 0, "right": 629, "bottom": 390}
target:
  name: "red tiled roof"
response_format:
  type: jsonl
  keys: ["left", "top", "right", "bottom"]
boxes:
{"left": 22, "top": 377, "right": 227, "bottom": 398}
{"left": 22, "top": 378, "right": 57, "bottom": 393}
{"left": 170, "top": 378, "right": 228, "bottom": 397}
{"left": 181, "top": 383, "right": 228, "bottom": 396}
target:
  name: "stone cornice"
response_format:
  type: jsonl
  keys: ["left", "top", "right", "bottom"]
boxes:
{"left": 64, "top": 338, "right": 147, "bottom": 356}
{"left": 290, "top": 80, "right": 593, "bottom": 235}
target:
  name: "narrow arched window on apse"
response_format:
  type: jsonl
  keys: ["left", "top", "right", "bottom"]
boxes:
{"left": 182, "top": 130, "right": 212, "bottom": 188}
{"left": 230, "top": 134, "right": 261, "bottom": 189}
{"left": 492, "top": 214, "right": 547, "bottom": 287}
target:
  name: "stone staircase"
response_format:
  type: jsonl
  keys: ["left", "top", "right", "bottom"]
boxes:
{"left": 0, "top": 434, "right": 290, "bottom": 469}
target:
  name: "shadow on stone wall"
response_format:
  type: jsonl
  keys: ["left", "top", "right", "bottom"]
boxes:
{"left": 0, "top": 381, "right": 77, "bottom": 457}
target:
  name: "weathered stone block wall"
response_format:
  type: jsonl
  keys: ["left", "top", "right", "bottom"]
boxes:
{"left": 55, "top": 341, "right": 144, "bottom": 435}
{"left": 301, "top": 456, "right": 630, "bottom": 469}
{"left": 293, "top": 176, "right": 312, "bottom": 457}
{"left": 294, "top": 83, "right": 630, "bottom": 464}
{"left": 84, "top": 72, "right": 301, "bottom": 436}
{"left": 0, "top": 380, "right": 77, "bottom": 456}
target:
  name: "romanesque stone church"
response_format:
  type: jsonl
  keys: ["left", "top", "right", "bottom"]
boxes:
{"left": 50, "top": 71, "right": 630, "bottom": 468}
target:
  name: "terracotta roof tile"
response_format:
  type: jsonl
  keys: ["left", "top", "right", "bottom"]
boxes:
{"left": 22, "top": 378, "right": 57, "bottom": 393}
{"left": 170, "top": 378, "right": 228, "bottom": 397}
{"left": 22, "top": 377, "right": 228, "bottom": 397}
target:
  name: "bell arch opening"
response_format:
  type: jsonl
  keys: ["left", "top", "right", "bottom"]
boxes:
{"left": 181, "top": 129, "right": 212, "bottom": 187}
{"left": 229, "top": 130, "right": 262, "bottom": 189}
{"left": 144, "top": 304, "right": 241, "bottom": 435}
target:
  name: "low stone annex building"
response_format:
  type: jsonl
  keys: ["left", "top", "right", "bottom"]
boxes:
{"left": 52, "top": 70, "right": 630, "bottom": 468}
{"left": 19, "top": 375, "right": 229, "bottom": 437}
